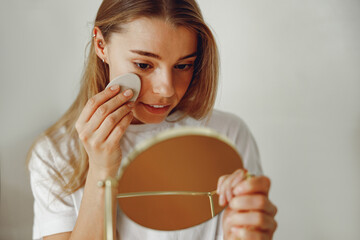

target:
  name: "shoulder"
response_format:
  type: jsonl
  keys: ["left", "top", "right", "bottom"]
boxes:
{"left": 28, "top": 134, "right": 57, "bottom": 174}
{"left": 207, "top": 109, "right": 247, "bottom": 126}
{"left": 205, "top": 109, "right": 251, "bottom": 139}
{"left": 28, "top": 126, "right": 76, "bottom": 179}
{"left": 28, "top": 129, "right": 80, "bottom": 239}
{"left": 28, "top": 126, "right": 80, "bottom": 210}
{"left": 204, "top": 109, "right": 263, "bottom": 175}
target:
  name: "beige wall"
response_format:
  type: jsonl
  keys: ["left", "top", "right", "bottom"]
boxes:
{"left": 1, "top": 0, "right": 359, "bottom": 239}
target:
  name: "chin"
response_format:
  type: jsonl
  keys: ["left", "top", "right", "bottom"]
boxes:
{"left": 131, "top": 110, "right": 168, "bottom": 125}
{"left": 130, "top": 103, "right": 175, "bottom": 124}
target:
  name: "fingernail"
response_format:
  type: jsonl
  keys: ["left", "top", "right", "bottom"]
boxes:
{"left": 124, "top": 89, "right": 132, "bottom": 97}
{"left": 110, "top": 85, "right": 119, "bottom": 91}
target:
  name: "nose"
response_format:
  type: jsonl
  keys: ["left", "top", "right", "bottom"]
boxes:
{"left": 152, "top": 69, "right": 175, "bottom": 97}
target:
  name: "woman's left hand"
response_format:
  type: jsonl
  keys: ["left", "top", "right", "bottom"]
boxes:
{"left": 217, "top": 169, "right": 277, "bottom": 240}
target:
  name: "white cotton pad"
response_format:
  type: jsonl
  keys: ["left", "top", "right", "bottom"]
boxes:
{"left": 106, "top": 73, "right": 141, "bottom": 102}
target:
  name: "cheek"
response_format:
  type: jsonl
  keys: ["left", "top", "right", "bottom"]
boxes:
{"left": 175, "top": 82, "right": 190, "bottom": 97}
{"left": 135, "top": 72, "right": 193, "bottom": 100}
{"left": 108, "top": 59, "right": 133, "bottom": 81}
{"left": 174, "top": 75, "right": 193, "bottom": 96}
{"left": 136, "top": 74, "right": 150, "bottom": 98}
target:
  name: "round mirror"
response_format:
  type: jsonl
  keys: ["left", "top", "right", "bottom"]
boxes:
{"left": 115, "top": 127, "right": 244, "bottom": 231}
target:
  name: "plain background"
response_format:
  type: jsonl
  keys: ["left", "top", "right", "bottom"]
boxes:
{"left": 1, "top": 0, "right": 359, "bottom": 239}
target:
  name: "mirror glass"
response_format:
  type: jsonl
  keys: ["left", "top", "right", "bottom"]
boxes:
{"left": 116, "top": 127, "right": 244, "bottom": 231}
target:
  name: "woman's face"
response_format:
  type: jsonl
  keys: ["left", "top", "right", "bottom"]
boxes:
{"left": 98, "top": 17, "right": 197, "bottom": 124}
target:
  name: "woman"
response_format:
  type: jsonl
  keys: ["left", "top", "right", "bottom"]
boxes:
{"left": 28, "top": 0, "right": 277, "bottom": 239}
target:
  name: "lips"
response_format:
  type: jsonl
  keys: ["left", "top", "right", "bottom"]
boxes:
{"left": 141, "top": 102, "right": 171, "bottom": 114}
{"left": 148, "top": 104, "right": 168, "bottom": 108}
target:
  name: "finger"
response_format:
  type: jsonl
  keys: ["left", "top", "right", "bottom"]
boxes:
{"left": 230, "top": 169, "right": 247, "bottom": 188}
{"left": 218, "top": 174, "right": 235, "bottom": 206}
{"left": 233, "top": 176, "right": 271, "bottom": 196}
{"left": 229, "top": 194, "right": 277, "bottom": 217}
{"left": 87, "top": 89, "right": 133, "bottom": 131}
{"left": 217, "top": 174, "right": 228, "bottom": 206}
{"left": 94, "top": 102, "right": 133, "bottom": 141}
{"left": 224, "top": 169, "right": 247, "bottom": 205}
{"left": 76, "top": 85, "right": 121, "bottom": 126}
{"left": 223, "top": 173, "right": 238, "bottom": 205}
{"left": 217, "top": 175, "right": 228, "bottom": 194}
{"left": 106, "top": 111, "right": 134, "bottom": 145}
{"left": 218, "top": 169, "right": 247, "bottom": 206}
{"left": 226, "top": 211, "right": 276, "bottom": 232}
{"left": 231, "top": 227, "right": 271, "bottom": 240}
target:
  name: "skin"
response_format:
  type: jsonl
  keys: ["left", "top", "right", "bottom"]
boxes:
{"left": 217, "top": 170, "right": 277, "bottom": 239}
{"left": 76, "top": 17, "right": 198, "bottom": 173}
{"left": 96, "top": 17, "right": 197, "bottom": 124}
{"left": 44, "top": 17, "right": 197, "bottom": 240}
{"left": 44, "top": 17, "right": 277, "bottom": 240}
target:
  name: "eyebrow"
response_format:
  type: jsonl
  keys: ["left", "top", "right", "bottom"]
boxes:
{"left": 130, "top": 50, "right": 197, "bottom": 61}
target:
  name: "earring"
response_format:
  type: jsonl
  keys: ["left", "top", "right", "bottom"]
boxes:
{"left": 92, "top": 34, "right": 96, "bottom": 38}
{"left": 102, "top": 58, "right": 105, "bottom": 63}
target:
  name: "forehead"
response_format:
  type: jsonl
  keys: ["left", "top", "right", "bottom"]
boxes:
{"left": 107, "top": 17, "right": 197, "bottom": 59}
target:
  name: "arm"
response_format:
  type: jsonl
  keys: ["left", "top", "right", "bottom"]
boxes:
{"left": 43, "top": 85, "right": 134, "bottom": 240}
{"left": 43, "top": 168, "right": 118, "bottom": 240}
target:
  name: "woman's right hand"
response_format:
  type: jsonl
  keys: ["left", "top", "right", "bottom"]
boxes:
{"left": 75, "top": 85, "right": 134, "bottom": 174}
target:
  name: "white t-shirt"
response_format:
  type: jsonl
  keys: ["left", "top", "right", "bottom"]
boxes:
{"left": 29, "top": 109, "right": 263, "bottom": 240}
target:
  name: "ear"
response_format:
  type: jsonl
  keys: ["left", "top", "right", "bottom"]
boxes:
{"left": 93, "top": 27, "right": 109, "bottom": 63}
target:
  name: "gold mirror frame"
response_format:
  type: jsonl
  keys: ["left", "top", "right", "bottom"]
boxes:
{"left": 102, "top": 127, "right": 245, "bottom": 239}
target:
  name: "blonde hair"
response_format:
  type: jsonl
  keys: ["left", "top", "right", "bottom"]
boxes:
{"left": 27, "top": 0, "right": 219, "bottom": 196}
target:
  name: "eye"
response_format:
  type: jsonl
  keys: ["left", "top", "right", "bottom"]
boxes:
{"left": 134, "top": 62, "right": 152, "bottom": 70}
{"left": 174, "top": 64, "right": 193, "bottom": 71}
